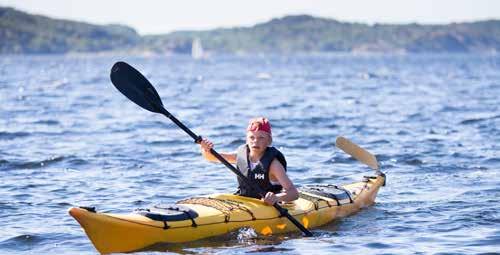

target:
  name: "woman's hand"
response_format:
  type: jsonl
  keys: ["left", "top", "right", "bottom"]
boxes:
{"left": 199, "top": 138, "right": 214, "bottom": 152}
{"left": 198, "top": 138, "right": 237, "bottom": 164}
{"left": 263, "top": 192, "right": 279, "bottom": 205}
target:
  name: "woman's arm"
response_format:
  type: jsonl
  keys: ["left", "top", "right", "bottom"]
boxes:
{"left": 264, "top": 159, "right": 299, "bottom": 205}
{"left": 199, "top": 138, "right": 237, "bottom": 164}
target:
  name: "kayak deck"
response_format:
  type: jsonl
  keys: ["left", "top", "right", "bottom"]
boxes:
{"left": 69, "top": 173, "right": 385, "bottom": 254}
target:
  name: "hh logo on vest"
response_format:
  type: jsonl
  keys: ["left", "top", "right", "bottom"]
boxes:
{"left": 254, "top": 173, "right": 265, "bottom": 180}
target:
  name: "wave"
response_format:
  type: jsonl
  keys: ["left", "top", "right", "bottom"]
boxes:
{"left": 0, "top": 234, "right": 44, "bottom": 251}
{"left": 0, "top": 155, "right": 88, "bottom": 170}
{"left": 32, "top": 120, "right": 60, "bottom": 125}
{"left": 460, "top": 114, "right": 500, "bottom": 125}
{"left": 0, "top": 131, "right": 30, "bottom": 140}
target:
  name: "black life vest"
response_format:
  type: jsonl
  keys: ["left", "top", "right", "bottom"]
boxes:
{"left": 235, "top": 144, "right": 287, "bottom": 199}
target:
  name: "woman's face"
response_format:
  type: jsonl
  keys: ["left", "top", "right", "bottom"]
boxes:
{"left": 246, "top": 130, "right": 271, "bottom": 154}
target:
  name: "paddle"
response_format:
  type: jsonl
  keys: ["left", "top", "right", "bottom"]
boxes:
{"left": 109, "top": 61, "right": 313, "bottom": 237}
{"left": 335, "top": 136, "right": 380, "bottom": 172}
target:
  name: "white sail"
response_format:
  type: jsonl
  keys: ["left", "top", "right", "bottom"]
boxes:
{"left": 191, "top": 38, "right": 204, "bottom": 59}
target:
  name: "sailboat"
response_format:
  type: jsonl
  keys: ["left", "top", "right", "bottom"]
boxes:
{"left": 191, "top": 38, "right": 204, "bottom": 59}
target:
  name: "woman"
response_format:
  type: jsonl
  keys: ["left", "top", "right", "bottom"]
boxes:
{"left": 199, "top": 117, "right": 299, "bottom": 205}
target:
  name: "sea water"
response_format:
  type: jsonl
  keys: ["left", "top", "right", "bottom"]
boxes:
{"left": 0, "top": 53, "right": 499, "bottom": 254}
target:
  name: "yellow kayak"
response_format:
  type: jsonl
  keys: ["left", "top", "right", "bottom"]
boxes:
{"left": 69, "top": 173, "right": 385, "bottom": 254}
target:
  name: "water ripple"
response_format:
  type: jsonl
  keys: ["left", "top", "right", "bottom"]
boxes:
{"left": 0, "top": 131, "right": 31, "bottom": 140}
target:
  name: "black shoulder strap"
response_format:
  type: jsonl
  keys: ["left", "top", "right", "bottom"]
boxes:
{"left": 267, "top": 147, "right": 287, "bottom": 171}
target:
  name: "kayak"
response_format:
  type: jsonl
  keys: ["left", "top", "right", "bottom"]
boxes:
{"left": 70, "top": 173, "right": 385, "bottom": 254}
{"left": 69, "top": 173, "right": 385, "bottom": 254}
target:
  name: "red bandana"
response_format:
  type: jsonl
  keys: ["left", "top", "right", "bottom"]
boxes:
{"left": 247, "top": 117, "right": 272, "bottom": 134}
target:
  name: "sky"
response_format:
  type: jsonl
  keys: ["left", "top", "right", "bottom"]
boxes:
{"left": 1, "top": 0, "right": 500, "bottom": 35}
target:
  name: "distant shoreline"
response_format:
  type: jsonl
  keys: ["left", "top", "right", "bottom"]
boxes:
{"left": 1, "top": 7, "right": 500, "bottom": 55}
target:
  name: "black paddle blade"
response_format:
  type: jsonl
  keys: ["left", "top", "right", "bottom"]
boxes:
{"left": 110, "top": 61, "right": 164, "bottom": 113}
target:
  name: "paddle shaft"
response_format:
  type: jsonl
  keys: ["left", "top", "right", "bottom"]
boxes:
{"left": 156, "top": 107, "right": 312, "bottom": 236}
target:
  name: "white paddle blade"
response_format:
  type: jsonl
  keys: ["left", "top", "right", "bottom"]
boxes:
{"left": 336, "top": 136, "right": 379, "bottom": 171}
